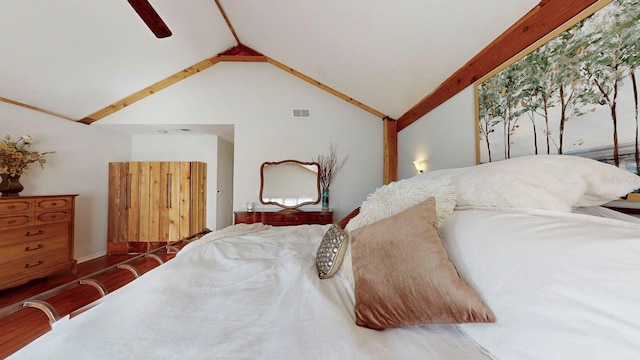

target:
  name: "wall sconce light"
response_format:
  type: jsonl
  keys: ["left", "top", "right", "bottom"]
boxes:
{"left": 413, "top": 160, "right": 428, "bottom": 173}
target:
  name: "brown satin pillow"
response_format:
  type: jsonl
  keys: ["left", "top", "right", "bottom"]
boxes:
{"left": 352, "top": 198, "right": 496, "bottom": 330}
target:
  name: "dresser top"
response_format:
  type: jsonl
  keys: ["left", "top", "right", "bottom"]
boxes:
{"left": 0, "top": 194, "right": 78, "bottom": 200}
{"left": 234, "top": 208, "right": 332, "bottom": 213}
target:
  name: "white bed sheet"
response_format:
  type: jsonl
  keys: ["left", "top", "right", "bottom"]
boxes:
{"left": 10, "top": 224, "right": 492, "bottom": 360}
{"left": 440, "top": 206, "right": 640, "bottom": 360}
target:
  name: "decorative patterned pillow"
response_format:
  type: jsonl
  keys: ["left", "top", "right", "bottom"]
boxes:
{"left": 316, "top": 224, "right": 349, "bottom": 279}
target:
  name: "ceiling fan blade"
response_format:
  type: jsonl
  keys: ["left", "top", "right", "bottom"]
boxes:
{"left": 127, "top": 0, "right": 172, "bottom": 38}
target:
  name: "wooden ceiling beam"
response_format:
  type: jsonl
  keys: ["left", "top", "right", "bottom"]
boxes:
{"left": 218, "top": 55, "right": 267, "bottom": 62}
{"left": 215, "top": 0, "right": 240, "bottom": 44}
{"left": 79, "top": 56, "right": 222, "bottom": 124}
{"left": 0, "top": 96, "right": 76, "bottom": 122}
{"left": 383, "top": 117, "right": 398, "bottom": 184}
{"left": 79, "top": 44, "right": 383, "bottom": 124}
{"left": 266, "top": 56, "right": 386, "bottom": 119}
{"left": 396, "top": 0, "right": 601, "bottom": 131}
{"left": 218, "top": 44, "right": 267, "bottom": 62}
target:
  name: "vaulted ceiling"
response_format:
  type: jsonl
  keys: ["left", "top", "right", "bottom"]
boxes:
{"left": 2, "top": 0, "right": 580, "bottom": 135}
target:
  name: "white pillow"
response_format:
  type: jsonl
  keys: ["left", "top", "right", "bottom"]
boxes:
{"left": 346, "top": 177, "right": 456, "bottom": 232}
{"left": 419, "top": 155, "right": 640, "bottom": 212}
{"left": 341, "top": 177, "right": 457, "bottom": 286}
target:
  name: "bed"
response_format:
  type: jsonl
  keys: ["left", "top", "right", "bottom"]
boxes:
{"left": 9, "top": 155, "right": 640, "bottom": 359}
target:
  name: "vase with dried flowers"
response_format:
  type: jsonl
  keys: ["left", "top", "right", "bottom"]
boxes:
{"left": 0, "top": 134, "right": 55, "bottom": 196}
{"left": 314, "top": 143, "right": 348, "bottom": 211}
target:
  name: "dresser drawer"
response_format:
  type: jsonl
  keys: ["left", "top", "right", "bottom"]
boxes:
{"left": 307, "top": 212, "right": 333, "bottom": 224}
{"left": 36, "top": 210, "right": 71, "bottom": 224}
{"left": 234, "top": 210, "right": 332, "bottom": 226}
{"left": 0, "top": 235, "right": 69, "bottom": 262}
{"left": 0, "top": 222, "right": 68, "bottom": 246}
{"left": 0, "top": 195, "right": 77, "bottom": 290}
{"left": 0, "top": 214, "right": 34, "bottom": 228}
{"left": 0, "top": 199, "right": 35, "bottom": 215}
{"left": 36, "top": 197, "right": 72, "bottom": 210}
{"left": 281, "top": 213, "right": 308, "bottom": 223}
{"left": 0, "top": 249, "right": 69, "bottom": 283}
{"left": 235, "top": 212, "right": 256, "bottom": 224}
{"left": 262, "top": 213, "right": 284, "bottom": 223}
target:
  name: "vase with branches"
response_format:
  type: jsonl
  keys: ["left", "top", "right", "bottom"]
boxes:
{"left": 314, "top": 143, "right": 348, "bottom": 210}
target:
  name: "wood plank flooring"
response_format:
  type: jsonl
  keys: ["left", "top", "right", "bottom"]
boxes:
{"left": 0, "top": 255, "right": 133, "bottom": 309}
{"left": 0, "top": 253, "right": 174, "bottom": 358}
{"left": 0, "top": 230, "right": 210, "bottom": 358}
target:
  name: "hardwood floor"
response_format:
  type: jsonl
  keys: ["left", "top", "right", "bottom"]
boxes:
{"left": 0, "top": 230, "right": 209, "bottom": 358}
{"left": 0, "top": 253, "right": 171, "bottom": 358}
{"left": 0, "top": 255, "right": 133, "bottom": 309}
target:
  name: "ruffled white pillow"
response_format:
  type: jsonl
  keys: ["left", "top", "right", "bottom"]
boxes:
{"left": 340, "top": 177, "right": 457, "bottom": 287}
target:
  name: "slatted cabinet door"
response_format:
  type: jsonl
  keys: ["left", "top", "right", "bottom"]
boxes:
{"left": 108, "top": 161, "right": 207, "bottom": 254}
{"left": 191, "top": 162, "right": 207, "bottom": 235}
{"left": 107, "top": 162, "right": 128, "bottom": 244}
{"left": 147, "top": 162, "right": 162, "bottom": 242}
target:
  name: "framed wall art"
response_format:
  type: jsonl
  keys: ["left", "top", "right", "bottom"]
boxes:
{"left": 475, "top": 0, "right": 640, "bottom": 189}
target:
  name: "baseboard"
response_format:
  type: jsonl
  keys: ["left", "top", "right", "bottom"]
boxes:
{"left": 76, "top": 251, "right": 107, "bottom": 264}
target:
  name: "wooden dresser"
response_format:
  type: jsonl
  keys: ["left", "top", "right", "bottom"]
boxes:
{"left": 234, "top": 210, "right": 332, "bottom": 226}
{"left": 0, "top": 195, "right": 77, "bottom": 290}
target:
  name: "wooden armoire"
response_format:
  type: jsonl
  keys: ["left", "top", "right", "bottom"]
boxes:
{"left": 108, "top": 162, "right": 206, "bottom": 254}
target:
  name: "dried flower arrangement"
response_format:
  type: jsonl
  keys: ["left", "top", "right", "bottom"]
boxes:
{"left": 0, "top": 134, "right": 56, "bottom": 177}
{"left": 314, "top": 143, "right": 348, "bottom": 190}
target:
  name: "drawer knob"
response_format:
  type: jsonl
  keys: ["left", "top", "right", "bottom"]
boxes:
{"left": 8, "top": 205, "right": 16, "bottom": 209}
{"left": 25, "top": 260, "right": 44, "bottom": 269}
{"left": 25, "top": 244, "right": 45, "bottom": 252}
{"left": 7, "top": 219, "right": 15, "bottom": 224}
{"left": 26, "top": 229, "right": 44, "bottom": 237}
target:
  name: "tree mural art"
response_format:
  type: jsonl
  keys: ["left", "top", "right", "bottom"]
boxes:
{"left": 477, "top": 0, "right": 640, "bottom": 175}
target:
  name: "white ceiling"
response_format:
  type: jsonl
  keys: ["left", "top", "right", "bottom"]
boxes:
{"left": 0, "top": 0, "right": 540, "bottom": 137}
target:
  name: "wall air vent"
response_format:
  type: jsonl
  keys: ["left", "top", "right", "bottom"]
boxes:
{"left": 291, "top": 108, "right": 311, "bottom": 119}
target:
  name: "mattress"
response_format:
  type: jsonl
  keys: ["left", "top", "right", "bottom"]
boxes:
{"left": 10, "top": 223, "right": 492, "bottom": 360}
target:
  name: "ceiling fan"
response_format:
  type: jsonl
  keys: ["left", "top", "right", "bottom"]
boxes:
{"left": 127, "top": 0, "right": 172, "bottom": 38}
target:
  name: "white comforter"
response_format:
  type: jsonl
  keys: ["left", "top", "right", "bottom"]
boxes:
{"left": 441, "top": 206, "right": 640, "bottom": 360}
{"left": 10, "top": 224, "right": 491, "bottom": 360}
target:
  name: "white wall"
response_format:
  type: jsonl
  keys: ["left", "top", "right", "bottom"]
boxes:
{"left": 216, "top": 138, "right": 234, "bottom": 229}
{"left": 131, "top": 134, "right": 218, "bottom": 230}
{"left": 0, "top": 101, "right": 131, "bottom": 261}
{"left": 99, "top": 62, "right": 383, "bottom": 221}
{"left": 1, "top": 61, "right": 383, "bottom": 262}
{"left": 398, "top": 87, "right": 477, "bottom": 180}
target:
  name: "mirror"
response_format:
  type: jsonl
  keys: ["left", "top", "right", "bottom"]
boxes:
{"left": 259, "top": 160, "right": 321, "bottom": 209}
